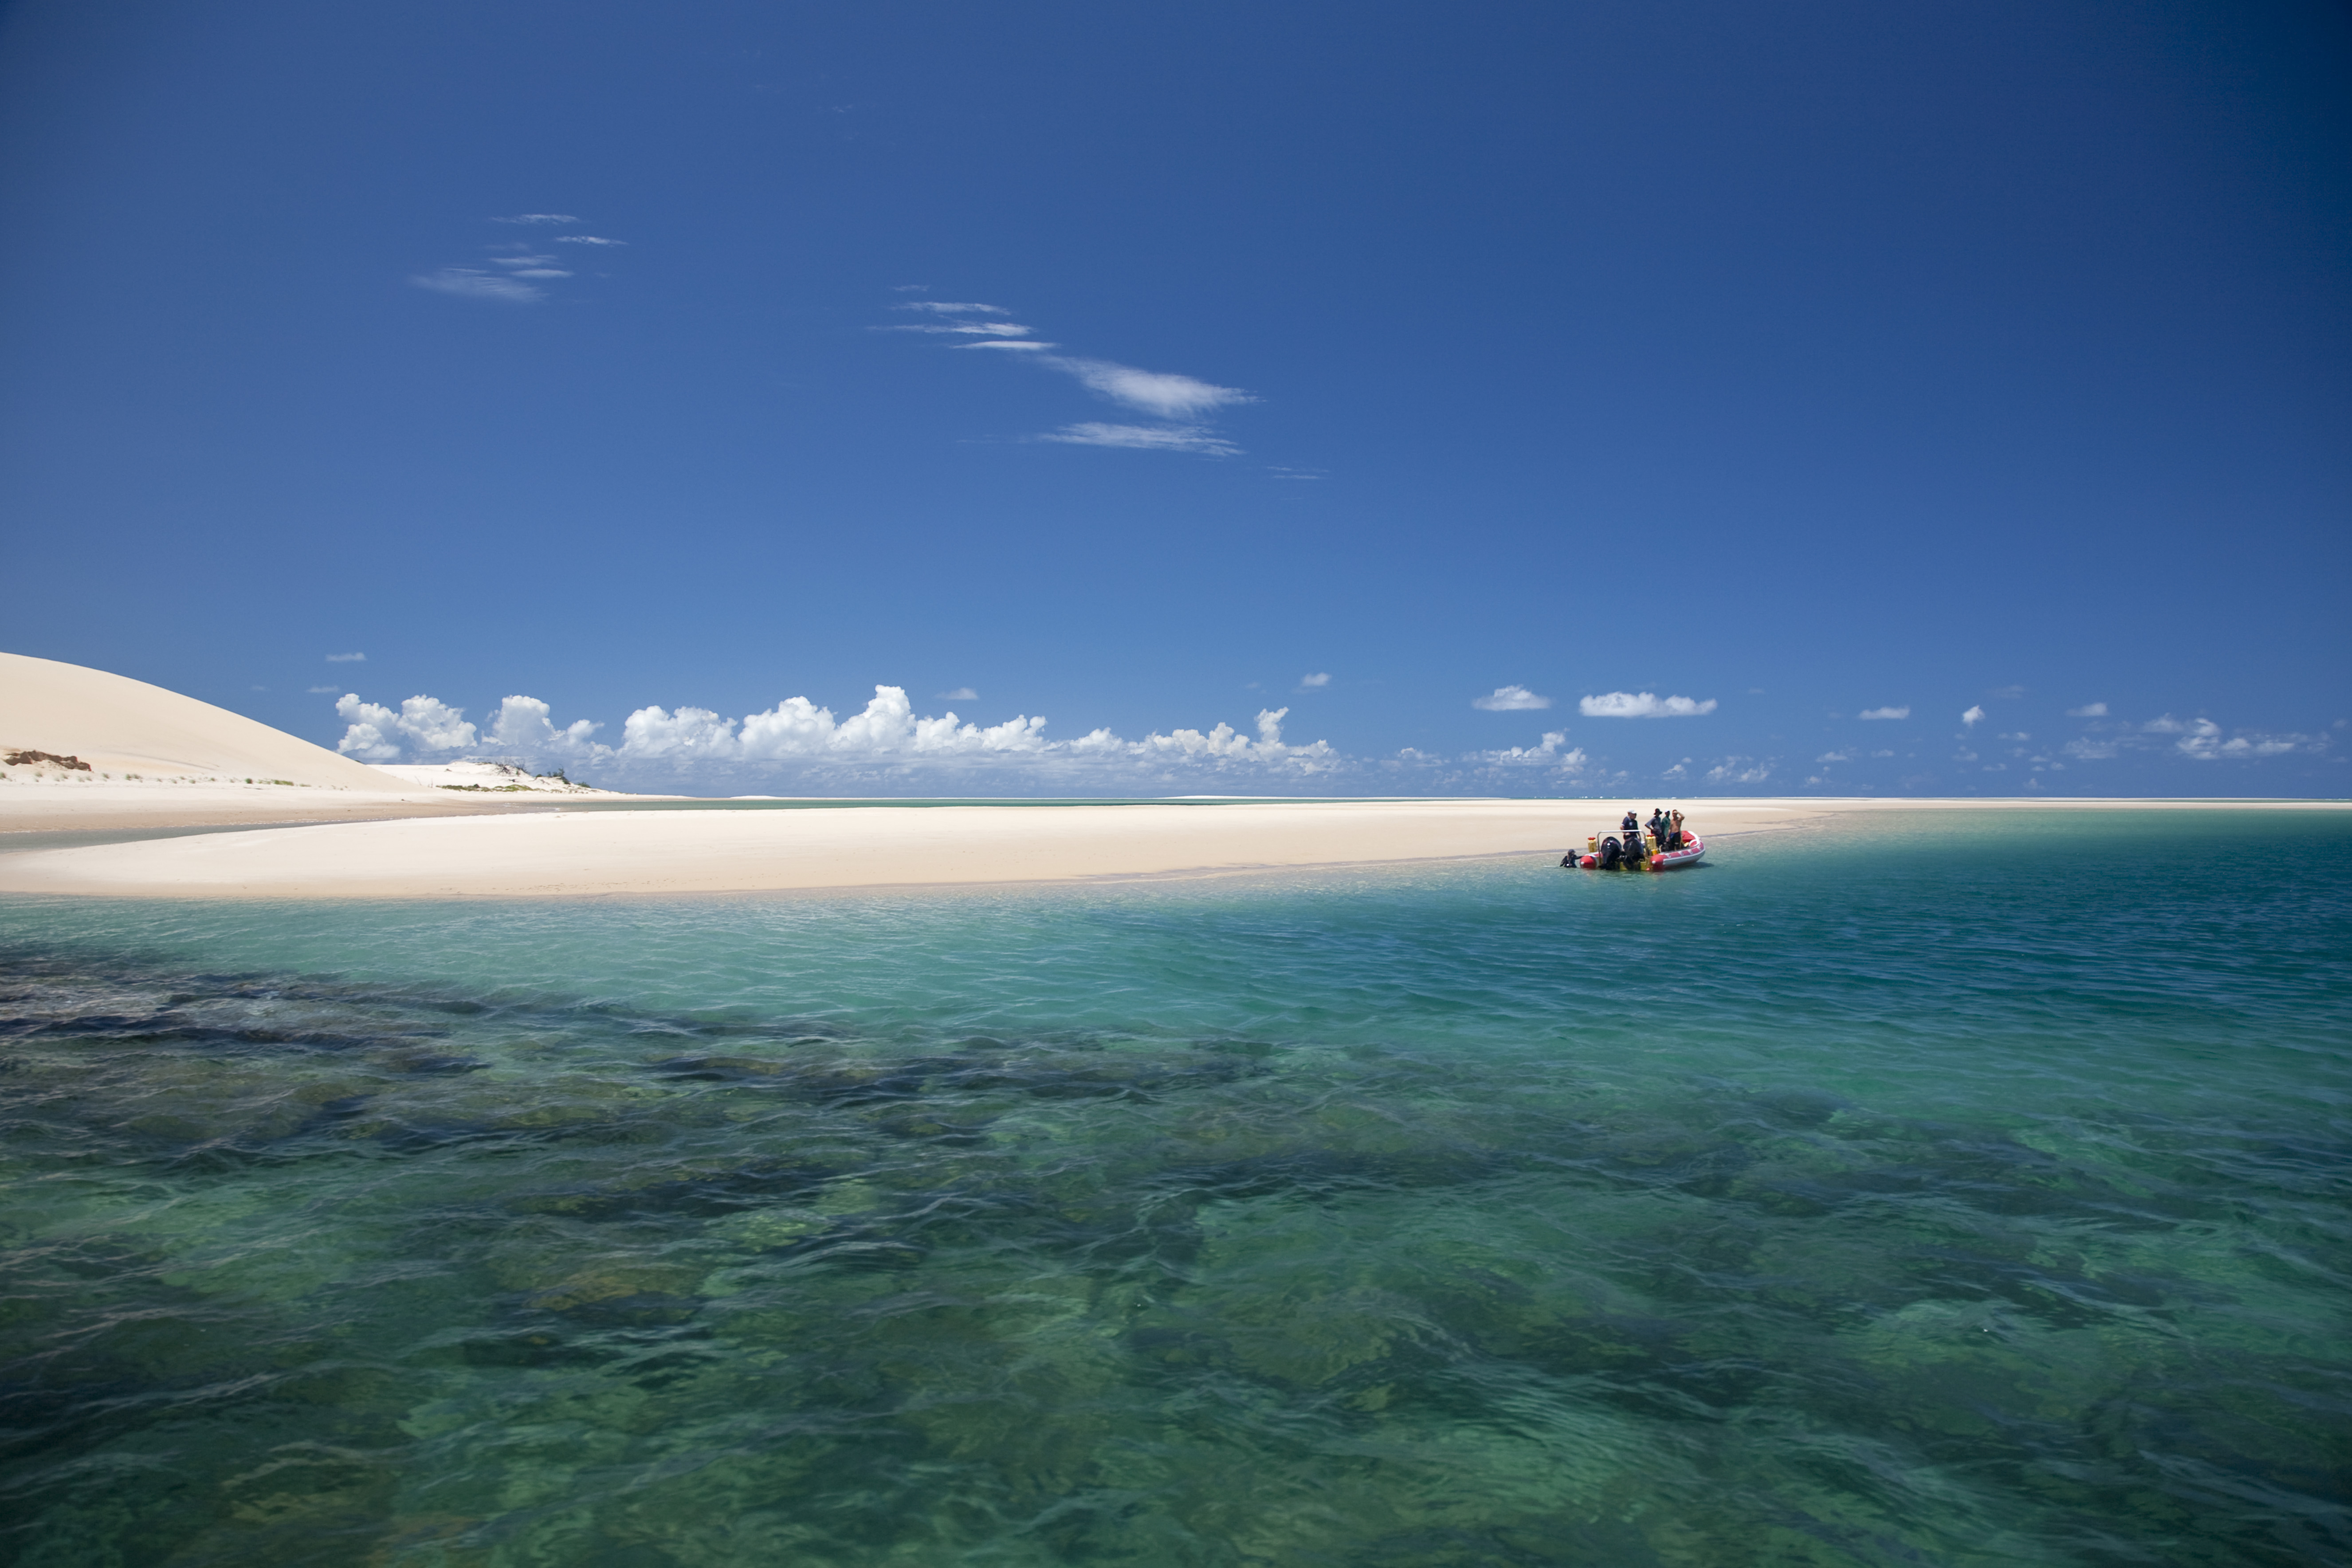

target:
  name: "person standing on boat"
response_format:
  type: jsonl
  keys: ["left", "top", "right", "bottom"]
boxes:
{"left": 1621, "top": 809, "right": 1643, "bottom": 861}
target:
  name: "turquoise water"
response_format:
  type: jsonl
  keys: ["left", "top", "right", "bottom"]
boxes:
{"left": 1, "top": 809, "right": 2346, "bottom": 1566}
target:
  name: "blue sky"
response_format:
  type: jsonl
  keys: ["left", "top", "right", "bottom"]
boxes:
{"left": 2, "top": 0, "right": 2346, "bottom": 795}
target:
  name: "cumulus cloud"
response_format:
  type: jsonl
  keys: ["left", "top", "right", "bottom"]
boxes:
{"left": 1817, "top": 751, "right": 1852, "bottom": 763}
{"left": 2066, "top": 703, "right": 2108, "bottom": 718}
{"left": 1298, "top": 672, "right": 1331, "bottom": 689}
{"left": 1858, "top": 706, "right": 1909, "bottom": 720}
{"left": 412, "top": 267, "right": 542, "bottom": 303}
{"left": 335, "top": 694, "right": 479, "bottom": 761}
{"left": 326, "top": 652, "right": 366, "bottom": 662}
{"left": 2165, "top": 719, "right": 2318, "bottom": 760}
{"left": 1037, "top": 423, "right": 1238, "bottom": 455}
{"left": 486, "top": 696, "right": 602, "bottom": 757}
{"left": 1705, "top": 756, "right": 1773, "bottom": 785}
{"left": 1961, "top": 705, "right": 1986, "bottom": 727}
{"left": 1473, "top": 685, "right": 1552, "bottom": 711}
{"left": 1469, "top": 731, "right": 1587, "bottom": 769}
{"left": 1580, "top": 691, "right": 1717, "bottom": 718}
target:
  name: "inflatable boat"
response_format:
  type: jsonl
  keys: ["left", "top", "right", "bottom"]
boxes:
{"left": 1566, "top": 830, "right": 1706, "bottom": 872}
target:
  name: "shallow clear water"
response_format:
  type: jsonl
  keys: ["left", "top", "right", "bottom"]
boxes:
{"left": 1, "top": 809, "right": 2346, "bottom": 1566}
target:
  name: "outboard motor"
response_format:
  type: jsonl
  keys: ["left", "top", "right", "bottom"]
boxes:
{"left": 1599, "top": 836, "right": 1622, "bottom": 870}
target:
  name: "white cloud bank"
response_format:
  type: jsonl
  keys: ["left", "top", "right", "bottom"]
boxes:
{"left": 1473, "top": 685, "right": 1551, "bottom": 711}
{"left": 1580, "top": 692, "right": 1717, "bottom": 718}
{"left": 337, "top": 686, "right": 1339, "bottom": 787}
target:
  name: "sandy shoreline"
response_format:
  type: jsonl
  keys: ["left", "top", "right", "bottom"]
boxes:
{"left": 0, "top": 794, "right": 2340, "bottom": 900}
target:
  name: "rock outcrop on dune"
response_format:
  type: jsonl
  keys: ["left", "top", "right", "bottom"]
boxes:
{"left": 0, "top": 652, "right": 412, "bottom": 790}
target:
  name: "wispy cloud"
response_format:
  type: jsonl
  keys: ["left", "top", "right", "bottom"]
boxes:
{"left": 937, "top": 687, "right": 978, "bottom": 701}
{"left": 412, "top": 267, "right": 543, "bottom": 303}
{"left": 1858, "top": 705, "right": 1909, "bottom": 720}
{"left": 488, "top": 252, "right": 573, "bottom": 279}
{"left": 326, "top": 652, "right": 366, "bottom": 662}
{"left": 1473, "top": 685, "right": 1551, "bottom": 711}
{"left": 1038, "top": 423, "right": 1238, "bottom": 455}
{"left": 1298, "top": 672, "right": 1331, "bottom": 689}
{"left": 306, "top": 685, "right": 342, "bottom": 694}
{"left": 416, "top": 216, "right": 623, "bottom": 306}
{"left": 1580, "top": 691, "right": 1717, "bottom": 718}
{"left": 887, "top": 321, "right": 1037, "bottom": 337}
{"left": 883, "top": 296, "right": 1250, "bottom": 453}
{"left": 2066, "top": 702, "right": 2108, "bottom": 718}
{"left": 1047, "top": 358, "right": 1250, "bottom": 420}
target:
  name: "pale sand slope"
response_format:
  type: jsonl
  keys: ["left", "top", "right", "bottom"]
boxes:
{"left": 0, "top": 652, "right": 413, "bottom": 790}
{"left": 6, "top": 795, "right": 2332, "bottom": 901}
{"left": 0, "top": 654, "right": 665, "bottom": 830}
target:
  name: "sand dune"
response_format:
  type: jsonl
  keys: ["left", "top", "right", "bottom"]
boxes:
{"left": 0, "top": 652, "right": 409, "bottom": 790}
{"left": 0, "top": 654, "right": 663, "bottom": 829}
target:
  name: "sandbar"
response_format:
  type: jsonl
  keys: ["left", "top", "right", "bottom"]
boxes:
{"left": 0, "top": 795, "right": 2335, "bottom": 900}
